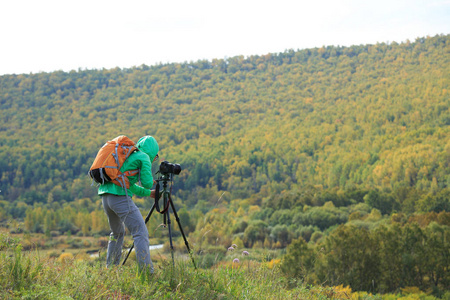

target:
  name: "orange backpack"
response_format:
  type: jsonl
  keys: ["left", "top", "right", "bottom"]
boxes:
{"left": 88, "top": 135, "right": 139, "bottom": 189}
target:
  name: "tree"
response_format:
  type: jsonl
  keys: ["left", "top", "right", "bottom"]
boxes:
{"left": 364, "top": 190, "right": 397, "bottom": 215}
{"left": 423, "top": 222, "right": 450, "bottom": 290}
{"left": 315, "top": 225, "right": 381, "bottom": 292}
{"left": 280, "top": 238, "right": 315, "bottom": 282}
{"left": 243, "top": 220, "right": 269, "bottom": 247}
{"left": 374, "top": 224, "right": 404, "bottom": 292}
{"left": 270, "top": 224, "right": 291, "bottom": 247}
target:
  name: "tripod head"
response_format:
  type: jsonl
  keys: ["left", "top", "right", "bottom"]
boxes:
{"left": 155, "top": 172, "right": 173, "bottom": 185}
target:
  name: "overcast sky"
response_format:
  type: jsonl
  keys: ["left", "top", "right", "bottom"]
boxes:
{"left": 0, "top": 0, "right": 449, "bottom": 75}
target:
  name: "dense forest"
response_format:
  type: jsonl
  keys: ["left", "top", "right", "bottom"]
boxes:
{"left": 0, "top": 34, "right": 449, "bottom": 295}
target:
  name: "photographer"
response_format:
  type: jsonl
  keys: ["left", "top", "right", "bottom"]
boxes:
{"left": 98, "top": 135, "right": 159, "bottom": 273}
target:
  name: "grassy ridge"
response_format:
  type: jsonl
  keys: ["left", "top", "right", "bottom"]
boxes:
{"left": 0, "top": 240, "right": 325, "bottom": 299}
{"left": 1, "top": 233, "right": 447, "bottom": 299}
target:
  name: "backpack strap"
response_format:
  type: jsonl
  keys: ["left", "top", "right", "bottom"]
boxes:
{"left": 112, "top": 169, "right": 139, "bottom": 189}
{"left": 110, "top": 146, "right": 138, "bottom": 189}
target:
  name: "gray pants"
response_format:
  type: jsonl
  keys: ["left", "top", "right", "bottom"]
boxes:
{"left": 102, "top": 193, "right": 154, "bottom": 273}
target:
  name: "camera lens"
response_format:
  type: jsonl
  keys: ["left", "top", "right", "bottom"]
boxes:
{"left": 172, "top": 163, "right": 181, "bottom": 175}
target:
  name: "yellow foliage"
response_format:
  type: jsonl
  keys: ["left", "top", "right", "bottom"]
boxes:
{"left": 308, "top": 285, "right": 356, "bottom": 299}
{"left": 400, "top": 286, "right": 422, "bottom": 295}
{"left": 372, "top": 165, "right": 383, "bottom": 178}
{"left": 248, "top": 205, "right": 260, "bottom": 215}
{"left": 323, "top": 201, "right": 335, "bottom": 209}
{"left": 57, "top": 252, "right": 74, "bottom": 264}
{"left": 348, "top": 211, "right": 362, "bottom": 221}
{"left": 266, "top": 259, "right": 280, "bottom": 269}
{"left": 365, "top": 209, "right": 382, "bottom": 221}
{"left": 332, "top": 284, "right": 352, "bottom": 299}
{"left": 75, "top": 253, "right": 91, "bottom": 261}
{"left": 232, "top": 236, "right": 244, "bottom": 249}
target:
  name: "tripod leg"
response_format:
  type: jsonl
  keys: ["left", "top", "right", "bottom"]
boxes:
{"left": 165, "top": 209, "right": 175, "bottom": 267}
{"left": 164, "top": 192, "right": 176, "bottom": 267}
{"left": 122, "top": 203, "right": 156, "bottom": 266}
{"left": 144, "top": 203, "right": 156, "bottom": 224}
{"left": 169, "top": 195, "right": 197, "bottom": 269}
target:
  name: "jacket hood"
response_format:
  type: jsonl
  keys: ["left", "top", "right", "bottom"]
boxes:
{"left": 136, "top": 136, "right": 159, "bottom": 161}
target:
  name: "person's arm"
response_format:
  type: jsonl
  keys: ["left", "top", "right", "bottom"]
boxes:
{"left": 139, "top": 155, "right": 154, "bottom": 189}
{"left": 129, "top": 183, "right": 153, "bottom": 197}
{"left": 128, "top": 153, "right": 155, "bottom": 197}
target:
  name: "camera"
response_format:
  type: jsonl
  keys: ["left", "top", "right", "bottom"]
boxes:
{"left": 159, "top": 160, "right": 182, "bottom": 175}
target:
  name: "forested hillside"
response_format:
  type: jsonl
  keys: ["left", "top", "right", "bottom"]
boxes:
{"left": 1, "top": 34, "right": 449, "bottom": 295}
{"left": 1, "top": 34, "right": 448, "bottom": 208}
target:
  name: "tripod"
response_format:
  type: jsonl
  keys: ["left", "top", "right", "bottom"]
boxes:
{"left": 122, "top": 174, "right": 196, "bottom": 269}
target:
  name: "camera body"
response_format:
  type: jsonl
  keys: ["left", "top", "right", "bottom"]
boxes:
{"left": 159, "top": 160, "right": 181, "bottom": 175}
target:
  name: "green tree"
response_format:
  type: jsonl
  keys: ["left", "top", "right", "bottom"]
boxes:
{"left": 243, "top": 220, "right": 269, "bottom": 247}
{"left": 315, "top": 225, "right": 381, "bottom": 292}
{"left": 270, "top": 224, "right": 291, "bottom": 247}
{"left": 280, "top": 238, "right": 315, "bottom": 282}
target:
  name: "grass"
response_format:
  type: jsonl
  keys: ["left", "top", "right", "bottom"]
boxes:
{"left": 0, "top": 234, "right": 341, "bottom": 299}
{"left": 0, "top": 233, "right": 447, "bottom": 299}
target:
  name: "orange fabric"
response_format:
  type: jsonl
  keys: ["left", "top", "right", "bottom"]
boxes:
{"left": 89, "top": 135, "right": 138, "bottom": 188}
{"left": 111, "top": 170, "right": 140, "bottom": 189}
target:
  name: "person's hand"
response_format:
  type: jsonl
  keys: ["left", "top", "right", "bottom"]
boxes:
{"left": 150, "top": 189, "right": 156, "bottom": 199}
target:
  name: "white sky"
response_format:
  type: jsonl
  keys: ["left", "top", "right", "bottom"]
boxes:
{"left": 0, "top": 0, "right": 449, "bottom": 75}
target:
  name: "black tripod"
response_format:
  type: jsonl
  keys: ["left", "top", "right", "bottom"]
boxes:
{"left": 122, "top": 174, "right": 196, "bottom": 269}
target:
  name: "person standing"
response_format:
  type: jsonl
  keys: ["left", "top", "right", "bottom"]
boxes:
{"left": 98, "top": 135, "right": 159, "bottom": 273}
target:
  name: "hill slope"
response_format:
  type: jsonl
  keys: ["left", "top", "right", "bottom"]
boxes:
{"left": 0, "top": 34, "right": 449, "bottom": 209}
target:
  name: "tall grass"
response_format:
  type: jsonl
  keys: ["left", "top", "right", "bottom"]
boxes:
{"left": 0, "top": 233, "right": 446, "bottom": 299}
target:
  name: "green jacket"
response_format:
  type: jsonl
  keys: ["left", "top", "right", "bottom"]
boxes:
{"left": 98, "top": 136, "right": 159, "bottom": 197}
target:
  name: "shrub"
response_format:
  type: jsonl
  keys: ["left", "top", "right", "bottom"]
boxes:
{"left": 57, "top": 252, "right": 74, "bottom": 264}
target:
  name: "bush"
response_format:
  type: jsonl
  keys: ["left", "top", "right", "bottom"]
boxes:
{"left": 197, "top": 245, "right": 227, "bottom": 268}
{"left": 57, "top": 252, "right": 74, "bottom": 264}
{"left": 280, "top": 238, "right": 315, "bottom": 282}
{"left": 67, "top": 238, "right": 84, "bottom": 249}
{"left": 48, "top": 251, "right": 60, "bottom": 258}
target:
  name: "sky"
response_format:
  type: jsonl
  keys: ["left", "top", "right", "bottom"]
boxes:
{"left": 0, "top": 0, "right": 449, "bottom": 76}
